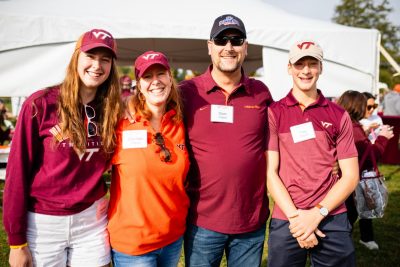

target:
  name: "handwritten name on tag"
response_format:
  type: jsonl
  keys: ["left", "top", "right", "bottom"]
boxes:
{"left": 122, "top": 130, "right": 148, "bottom": 149}
{"left": 210, "top": 105, "right": 233, "bottom": 123}
{"left": 290, "top": 122, "right": 316, "bottom": 143}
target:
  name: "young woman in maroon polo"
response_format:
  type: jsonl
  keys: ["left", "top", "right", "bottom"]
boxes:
{"left": 3, "top": 29, "right": 122, "bottom": 266}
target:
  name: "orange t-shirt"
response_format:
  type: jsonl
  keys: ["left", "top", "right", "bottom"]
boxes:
{"left": 108, "top": 110, "right": 190, "bottom": 255}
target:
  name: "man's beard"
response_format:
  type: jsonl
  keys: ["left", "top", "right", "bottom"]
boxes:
{"left": 216, "top": 61, "right": 240, "bottom": 73}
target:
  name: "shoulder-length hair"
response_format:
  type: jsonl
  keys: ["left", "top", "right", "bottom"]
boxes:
{"left": 337, "top": 90, "right": 367, "bottom": 122}
{"left": 58, "top": 34, "right": 122, "bottom": 157}
{"left": 129, "top": 70, "right": 183, "bottom": 123}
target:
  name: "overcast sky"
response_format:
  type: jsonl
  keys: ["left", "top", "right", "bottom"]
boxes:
{"left": 265, "top": 0, "right": 400, "bottom": 26}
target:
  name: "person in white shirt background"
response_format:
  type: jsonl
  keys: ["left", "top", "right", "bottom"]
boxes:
{"left": 359, "top": 92, "right": 383, "bottom": 144}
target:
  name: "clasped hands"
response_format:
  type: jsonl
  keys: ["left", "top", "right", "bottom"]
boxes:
{"left": 288, "top": 208, "right": 326, "bottom": 249}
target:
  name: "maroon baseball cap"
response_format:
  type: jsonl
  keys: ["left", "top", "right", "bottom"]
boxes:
{"left": 134, "top": 51, "right": 170, "bottom": 79}
{"left": 80, "top": 29, "right": 117, "bottom": 58}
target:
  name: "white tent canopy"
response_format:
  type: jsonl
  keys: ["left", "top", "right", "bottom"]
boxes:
{"left": 0, "top": 0, "right": 380, "bottom": 100}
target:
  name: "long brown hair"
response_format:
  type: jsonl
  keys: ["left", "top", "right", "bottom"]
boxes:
{"left": 58, "top": 34, "right": 122, "bottom": 156}
{"left": 336, "top": 90, "right": 367, "bottom": 122}
{"left": 129, "top": 70, "right": 183, "bottom": 123}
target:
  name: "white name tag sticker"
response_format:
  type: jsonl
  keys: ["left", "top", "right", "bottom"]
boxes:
{"left": 210, "top": 105, "right": 234, "bottom": 123}
{"left": 122, "top": 130, "right": 148, "bottom": 149}
{"left": 290, "top": 122, "right": 316, "bottom": 143}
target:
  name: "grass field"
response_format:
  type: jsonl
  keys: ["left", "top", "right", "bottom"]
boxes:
{"left": 1, "top": 164, "right": 399, "bottom": 266}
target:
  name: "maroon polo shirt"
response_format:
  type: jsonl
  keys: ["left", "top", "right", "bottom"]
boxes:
{"left": 3, "top": 87, "right": 108, "bottom": 245}
{"left": 180, "top": 66, "right": 273, "bottom": 234}
{"left": 267, "top": 90, "right": 357, "bottom": 220}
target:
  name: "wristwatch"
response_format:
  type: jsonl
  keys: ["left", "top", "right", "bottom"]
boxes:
{"left": 316, "top": 203, "right": 329, "bottom": 217}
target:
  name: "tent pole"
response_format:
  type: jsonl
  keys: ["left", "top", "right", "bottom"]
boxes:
{"left": 380, "top": 44, "right": 400, "bottom": 77}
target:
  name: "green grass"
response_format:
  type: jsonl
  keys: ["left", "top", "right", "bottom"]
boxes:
{"left": 1, "top": 165, "right": 400, "bottom": 266}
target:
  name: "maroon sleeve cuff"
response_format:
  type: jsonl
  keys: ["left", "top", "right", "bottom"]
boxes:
{"left": 8, "top": 234, "right": 27, "bottom": 246}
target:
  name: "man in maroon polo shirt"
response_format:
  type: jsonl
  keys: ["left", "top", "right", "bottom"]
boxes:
{"left": 266, "top": 40, "right": 359, "bottom": 266}
{"left": 181, "top": 14, "right": 273, "bottom": 267}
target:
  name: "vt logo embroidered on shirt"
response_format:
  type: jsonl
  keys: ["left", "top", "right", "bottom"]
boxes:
{"left": 75, "top": 148, "right": 100, "bottom": 162}
{"left": 321, "top": 121, "right": 333, "bottom": 129}
{"left": 176, "top": 144, "right": 185, "bottom": 151}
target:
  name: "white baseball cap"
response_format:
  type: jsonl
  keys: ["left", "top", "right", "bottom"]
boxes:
{"left": 289, "top": 40, "right": 323, "bottom": 64}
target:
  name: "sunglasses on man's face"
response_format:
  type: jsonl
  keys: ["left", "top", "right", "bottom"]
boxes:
{"left": 367, "top": 104, "right": 378, "bottom": 111}
{"left": 212, "top": 36, "right": 245, "bottom": 46}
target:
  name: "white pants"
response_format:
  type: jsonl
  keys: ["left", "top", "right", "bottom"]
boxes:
{"left": 27, "top": 198, "right": 110, "bottom": 267}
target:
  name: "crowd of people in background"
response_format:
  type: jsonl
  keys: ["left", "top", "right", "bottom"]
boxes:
{"left": 1, "top": 13, "right": 400, "bottom": 267}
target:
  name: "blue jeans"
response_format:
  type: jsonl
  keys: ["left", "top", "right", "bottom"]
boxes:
{"left": 111, "top": 237, "right": 183, "bottom": 267}
{"left": 184, "top": 224, "right": 266, "bottom": 267}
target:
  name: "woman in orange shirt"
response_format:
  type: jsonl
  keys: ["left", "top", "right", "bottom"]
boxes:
{"left": 108, "top": 51, "right": 189, "bottom": 266}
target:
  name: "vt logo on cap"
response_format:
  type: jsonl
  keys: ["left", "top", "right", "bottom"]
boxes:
{"left": 297, "top": 41, "right": 316, "bottom": 50}
{"left": 142, "top": 53, "right": 162, "bottom": 60}
{"left": 289, "top": 39, "right": 323, "bottom": 64}
{"left": 134, "top": 51, "right": 171, "bottom": 80}
{"left": 92, "top": 30, "right": 112, "bottom": 40}
{"left": 80, "top": 28, "right": 117, "bottom": 58}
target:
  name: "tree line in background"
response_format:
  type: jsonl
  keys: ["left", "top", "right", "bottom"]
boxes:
{"left": 333, "top": 0, "right": 400, "bottom": 88}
